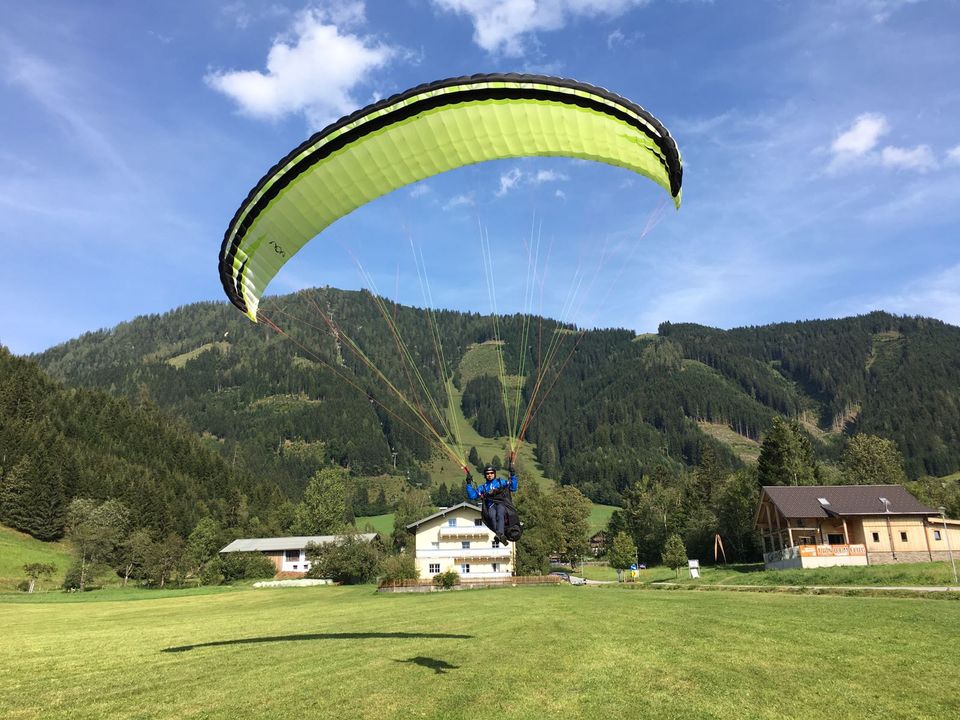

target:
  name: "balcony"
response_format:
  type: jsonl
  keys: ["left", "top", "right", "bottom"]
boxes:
{"left": 764, "top": 544, "right": 867, "bottom": 570}
{"left": 438, "top": 526, "right": 490, "bottom": 540}
{"left": 416, "top": 547, "right": 511, "bottom": 561}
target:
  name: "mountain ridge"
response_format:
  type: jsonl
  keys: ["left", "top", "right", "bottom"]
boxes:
{"left": 29, "top": 292, "right": 960, "bottom": 505}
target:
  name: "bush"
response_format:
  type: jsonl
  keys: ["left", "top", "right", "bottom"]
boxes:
{"left": 220, "top": 553, "right": 276, "bottom": 582}
{"left": 61, "top": 562, "right": 103, "bottom": 591}
{"left": 199, "top": 559, "right": 225, "bottom": 586}
{"left": 433, "top": 569, "right": 460, "bottom": 589}
{"left": 379, "top": 553, "right": 419, "bottom": 582}
{"left": 306, "top": 534, "right": 380, "bottom": 584}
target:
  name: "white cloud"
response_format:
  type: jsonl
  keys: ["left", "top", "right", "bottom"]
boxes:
{"left": 532, "top": 169, "right": 569, "bottom": 183}
{"left": 218, "top": 1, "right": 291, "bottom": 30}
{"left": 443, "top": 193, "right": 475, "bottom": 211}
{"left": 880, "top": 144, "right": 937, "bottom": 172}
{"left": 205, "top": 5, "right": 396, "bottom": 128}
{"left": 607, "top": 28, "right": 625, "bottom": 48}
{"left": 864, "top": 0, "right": 923, "bottom": 24}
{"left": 409, "top": 183, "right": 432, "bottom": 198}
{"left": 946, "top": 145, "right": 960, "bottom": 165}
{"left": 555, "top": 189, "right": 566, "bottom": 200}
{"left": 496, "top": 167, "right": 523, "bottom": 196}
{"left": 826, "top": 114, "right": 938, "bottom": 174}
{"left": 832, "top": 113, "right": 888, "bottom": 157}
{"left": 431, "top": 0, "right": 648, "bottom": 56}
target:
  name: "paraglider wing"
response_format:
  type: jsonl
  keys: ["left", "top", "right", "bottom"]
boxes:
{"left": 219, "top": 73, "right": 683, "bottom": 321}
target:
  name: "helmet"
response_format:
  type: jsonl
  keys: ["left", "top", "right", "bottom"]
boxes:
{"left": 483, "top": 465, "right": 496, "bottom": 475}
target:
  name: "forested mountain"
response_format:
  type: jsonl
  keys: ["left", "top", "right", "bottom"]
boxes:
{"left": 530, "top": 313, "right": 960, "bottom": 502}
{"left": 0, "top": 348, "right": 273, "bottom": 540}
{"left": 30, "top": 292, "right": 960, "bottom": 509}
{"left": 34, "top": 289, "right": 568, "bottom": 500}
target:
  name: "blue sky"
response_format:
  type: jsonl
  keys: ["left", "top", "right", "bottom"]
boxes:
{"left": 2, "top": 0, "right": 959, "bottom": 355}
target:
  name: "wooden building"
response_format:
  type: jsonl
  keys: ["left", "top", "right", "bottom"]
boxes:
{"left": 219, "top": 533, "right": 379, "bottom": 576}
{"left": 755, "top": 485, "right": 960, "bottom": 570}
{"left": 406, "top": 502, "right": 513, "bottom": 581}
{"left": 589, "top": 531, "right": 607, "bottom": 556}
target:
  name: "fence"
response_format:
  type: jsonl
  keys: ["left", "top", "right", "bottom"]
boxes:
{"left": 377, "top": 575, "right": 562, "bottom": 593}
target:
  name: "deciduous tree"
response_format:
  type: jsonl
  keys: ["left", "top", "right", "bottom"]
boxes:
{"left": 841, "top": 434, "right": 907, "bottom": 486}
{"left": 23, "top": 562, "right": 56, "bottom": 593}
{"left": 608, "top": 532, "right": 637, "bottom": 582}
{"left": 293, "top": 467, "right": 350, "bottom": 535}
{"left": 662, "top": 533, "right": 688, "bottom": 577}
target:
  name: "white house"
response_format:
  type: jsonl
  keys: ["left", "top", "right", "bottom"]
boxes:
{"left": 406, "top": 502, "right": 513, "bottom": 581}
{"left": 219, "top": 533, "right": 379, "bottom": 575}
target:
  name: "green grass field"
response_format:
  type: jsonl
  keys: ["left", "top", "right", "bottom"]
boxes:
{"left": 2, "top": 583, "right": 959, "bottom": 719}
{"left": 0, "top": 525, "right": 73, "bottom": 591}
{"left": 665, "top": 561, "right": 960, "bottom": 588}
{"left": 588, "top": 504, "right": 617, "bottom": 534}
{"left": 354, "top": 513, "right": 395, "bottom": 535}
{"left": 570, "top": 561, "right": 960, "bottom": 588}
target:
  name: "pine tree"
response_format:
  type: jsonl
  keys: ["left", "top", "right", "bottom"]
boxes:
{"left": 757, "top": 417, "right": 816, "bottom": 486}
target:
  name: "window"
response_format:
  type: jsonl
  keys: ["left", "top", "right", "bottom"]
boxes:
{"left": 431, "top": 542, "right": 439, "bottom": 549}
{"left": 461, "top": 541, "right": 471, "bottom": 549}
{"left": 934, "top": 530, "right": 942, "bottom": 541}
{"left": 285, "top": 550, "right": 300, "bottom": 561}
{"left": 460, "top": 563, "right": 471, "bottom": 574}
{"left": 429, "top": 563, "right": 440, "bottom": 574}
{"left": 474, "top": 518, "right": 483, "bottom": 526}
{"left": 827, "top": 534, "right": 844, "bottom": 545}
{"left": 491, "top": 563, "right": 499, "bottom": 573}
{"left": 798, "top": 536, "right": 814, "bottom": 545}
{"left": 492, "top": 537, "right": 500, "bottom": 548}
{"left": 900, "top": 532, "right": 908, "bottom": 542}
{"left": 872, "top": 532, "right": 880, "bottom": 543}
{"left": 817, "top": 497, "right": 830, "bottom": 506}
{"left": 448, "top": 518, "right": 456, "bottom": 527}
{"left": 292, "top": 565, "right": 297, "bottom": 570}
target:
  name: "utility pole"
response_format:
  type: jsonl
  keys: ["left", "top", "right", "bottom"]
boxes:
{"left": 939, "top": 507, "right": 958, "bottom": 585}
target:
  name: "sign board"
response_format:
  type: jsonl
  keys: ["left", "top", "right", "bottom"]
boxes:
{"left": 799, "top": 544, "right": 867, "bottom": 558}
{"left": 688, "top": 559, "right": 700, "bottom": 579}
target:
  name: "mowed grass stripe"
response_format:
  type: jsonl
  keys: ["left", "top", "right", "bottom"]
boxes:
{"left": 2, "top": 585, "right": 959, "bottom": 719}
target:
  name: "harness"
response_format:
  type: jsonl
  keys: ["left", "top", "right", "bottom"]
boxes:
{"left": 480, "top": 485, "right": 523, "bottom": 541}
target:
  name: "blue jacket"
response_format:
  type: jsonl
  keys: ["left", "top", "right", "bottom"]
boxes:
{"left": 466, "top": 473, "right": 518, "bottom": 501}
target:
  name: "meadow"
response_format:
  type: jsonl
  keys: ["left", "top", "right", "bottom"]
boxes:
{"left": 571, "top": 560, "right": 960, "bottom": 588}
{"left": 2, "top": 583, "right": 958, "bottom": 719}
{"left": 0, "top": 525, "right": 73, "bottom": 591}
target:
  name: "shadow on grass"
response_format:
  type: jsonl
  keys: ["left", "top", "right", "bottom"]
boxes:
{"left": 394, "top": 656, "right": 460, "bottom": 674}
{"left": 163, "top": 631, "right": 473, "bottom": 653}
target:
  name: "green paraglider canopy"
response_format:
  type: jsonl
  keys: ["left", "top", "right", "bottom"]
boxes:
{"left": 219, "top": 73, "right": 683, "bottom": 321}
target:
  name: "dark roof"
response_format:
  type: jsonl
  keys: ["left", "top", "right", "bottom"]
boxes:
{"left": 406, "top": 502, "right": 480, "bottom": 531}
{"left": 762, "top": 485, "right": 935, "bottom": 519}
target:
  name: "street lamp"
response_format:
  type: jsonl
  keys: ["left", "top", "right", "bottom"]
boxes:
{"left": 938, "top": 506, "right": 958, "bottom": 585}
